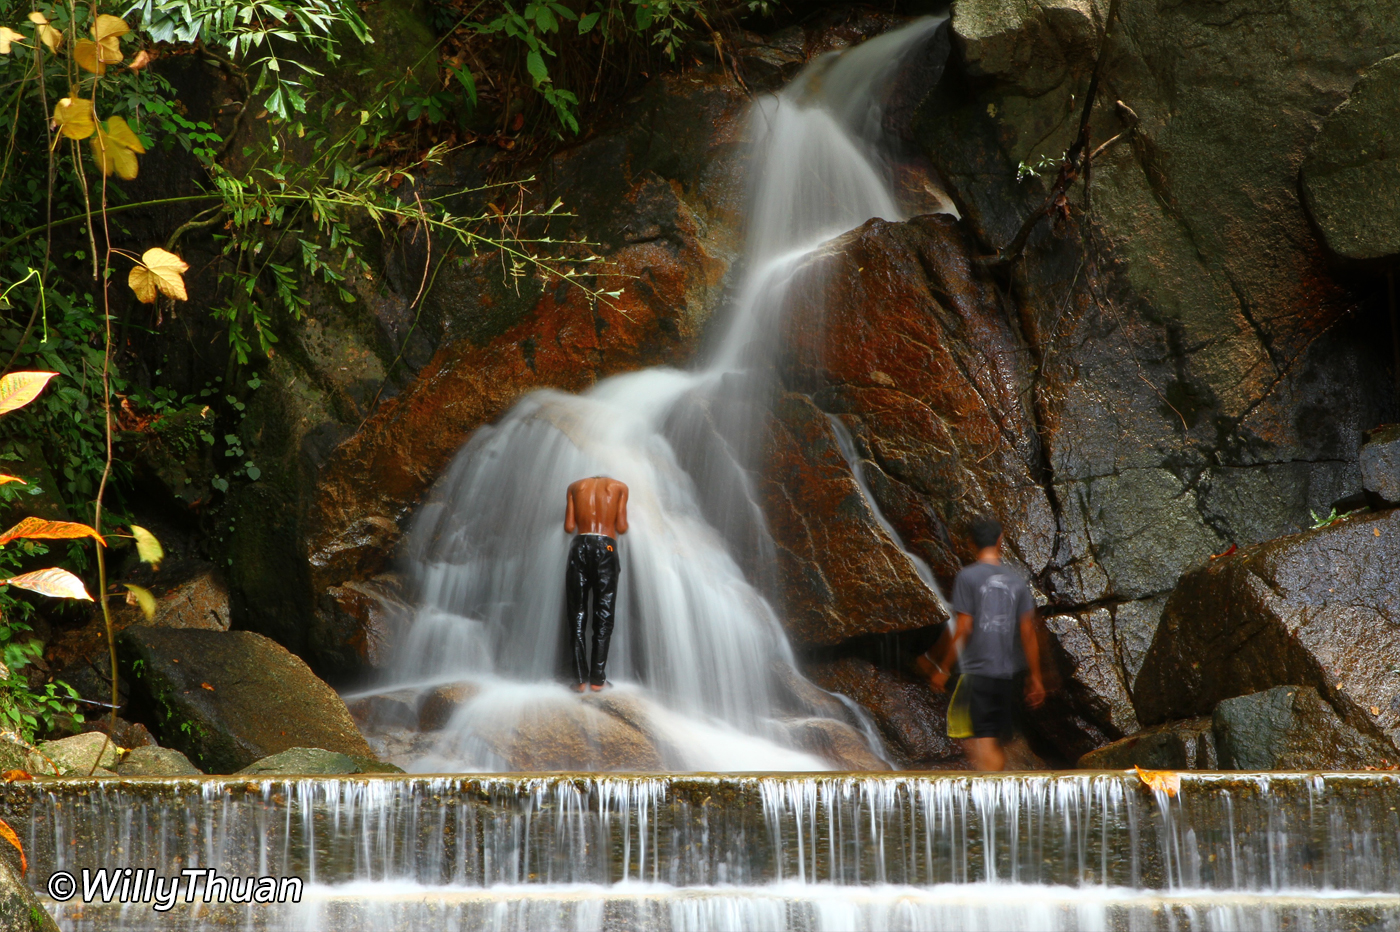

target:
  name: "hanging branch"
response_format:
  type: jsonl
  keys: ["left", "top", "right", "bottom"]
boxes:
{"left": 979, "top": 0, "right": 1125, "bottom": 270}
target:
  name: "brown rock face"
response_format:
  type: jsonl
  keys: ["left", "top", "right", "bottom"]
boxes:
{"left": 759, "top": 392, "right": 945, "bottom": 645}
{"left": 473, "top": 701, "right": 665, "bottom": 772}
{"left": 786, "top": 718, "right": 892, "bottom": 771}
{"left": 1078, "top": 718, "right": 1216, "bottom": 771}
{"left": 1134, "top": 509, "right": 1400, "bottom": 752}
{"left": 806, "top": 657, "right": 966, "bottom": 768}
{"left": 118, "top": 627, "right": 375, "bottom": 774}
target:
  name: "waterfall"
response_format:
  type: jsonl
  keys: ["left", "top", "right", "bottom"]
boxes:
{"left": 16, "top": 773, "right": 1400, "bottom": 931}
{"left": 360, "top": 17, "right": 952, "bottom": 773}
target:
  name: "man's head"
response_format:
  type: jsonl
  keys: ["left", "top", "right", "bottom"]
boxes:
{"left": 969, "top": 516, "right": 1003, "bottom": 551}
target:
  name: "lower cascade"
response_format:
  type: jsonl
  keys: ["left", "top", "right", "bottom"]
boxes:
{"left": 9, "top": 773, "right": 1399, "bottom": 931}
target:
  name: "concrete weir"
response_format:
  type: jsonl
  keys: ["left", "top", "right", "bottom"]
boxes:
{"left": 2, "top": 771, "right": 1397, "bottom": 930}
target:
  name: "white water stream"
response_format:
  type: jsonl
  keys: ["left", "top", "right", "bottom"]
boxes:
{"left": 355, "top": 17, "right": 951, "bottom": 773}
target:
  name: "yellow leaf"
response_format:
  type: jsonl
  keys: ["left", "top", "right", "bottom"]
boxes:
{"left": 1135, "top": 765, "right": 1181, "bottom": 797}
{"left": 92, "top": 14, "right": 129, "bottom": 42}
{"left": 0, "top": 371, "right": 58, "bottom": 414}
{"left": 1, "top": 567, "right": 93, "bottom": 601}
{"left": 0, "top": 817, "right": 26, "bottom": 876}
{"left": 124, "top": 583, "right": 155, "bottom": 621}
{"left": 0, "top": 476, "right": 25, "bottom": 486}
{"left": 0, "top": 516, "right": 105, "bottom": 547}
{"left": 0, "top": 26, "right": 25, "bottom": 54}
{"left": 73, "top": 37, "right": 105, "bottom": 74}
{"left": 130, "top": 524, "right": 164, "bottom": 567}
{"left": 128, "top": 48, "right": 154, "bottom": 71}
{"left": 53, "top": 97, "right": 95, "bottom": 139}
{"left": 127, "top": 248, "right": 188, "bottom": 304}
{"left": 1, "top": 770, "right": 31, "bottom": 782}
{"left": 28, "top": 13, "right": 62, "bottom": 54}
{"left": 91, "top": 119, "right": 142, "bottom": 180}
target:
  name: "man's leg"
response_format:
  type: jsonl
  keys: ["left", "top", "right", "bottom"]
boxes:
{"left": 589, "top": 542, "right": 620, "bottom": 688}
{"left": 565, "top": 541, "right": 590, "bottom": 690}
{"left": 961, "top": 737, "right": 1006, "bottom": 772}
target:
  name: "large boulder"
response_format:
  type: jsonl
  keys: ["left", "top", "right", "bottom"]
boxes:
{"left": 29, "top": 733, "right": 120, "bottom": 777}
{"left": 1214, "top": 686, "right": 1394, "bottom": 770}
{"left": 118, "top": 627, "right": 376, "bottom": 773}
{"left": 116, "top": 746, "right": 202, "bottom": 777}
{"left": 237, "top": 747, "right": 403, "bottom": 775}
{"left": 1134, "top": 509, "right": 1400, "bottom": 754}
{"left": 469, "top": 701, "right": 665, "bottom": 772}
{"left": 1301, "top": 53, "right": 1400, "bottom": 260}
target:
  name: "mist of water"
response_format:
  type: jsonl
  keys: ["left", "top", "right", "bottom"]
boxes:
{"left": 362, "top": 17, "right": 951, "bottom": 773}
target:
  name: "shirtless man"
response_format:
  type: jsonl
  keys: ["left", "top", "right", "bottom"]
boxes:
{"left": 564, "top": 476, "right": 629, "bottom": 691}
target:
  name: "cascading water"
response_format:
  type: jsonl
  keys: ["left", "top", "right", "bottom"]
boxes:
{"left": 355, "top": 16, "right": 953, "bottom": 773}
{"left": 13, "top": 773, "right": 1400, "bottom": 930}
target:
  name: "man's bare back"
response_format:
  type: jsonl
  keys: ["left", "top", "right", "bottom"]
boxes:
{"left": 565, "top": 476, "right": 630, "bottom": 538}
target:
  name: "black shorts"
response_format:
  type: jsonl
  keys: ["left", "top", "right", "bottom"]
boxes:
{"left": 947, "top": 674, "right": 1021, "bottom": 740}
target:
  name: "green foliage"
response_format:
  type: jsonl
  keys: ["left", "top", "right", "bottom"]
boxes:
{"left": 126, "top": 0, "right": 371, "bottom": 120}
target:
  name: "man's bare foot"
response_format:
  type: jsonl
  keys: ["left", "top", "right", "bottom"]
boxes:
{"left": 573, "top": 683, "right": 587, "bottom": 693}
{"left": 590, "top": 682, "right": 607, "bottom": 691}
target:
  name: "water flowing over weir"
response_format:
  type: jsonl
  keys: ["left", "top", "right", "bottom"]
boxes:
{"left": 12, "top": 773, "right": 1400, "bottom": 930}
{"left": 362, "top": 16, "right": 954, "bottom": 773}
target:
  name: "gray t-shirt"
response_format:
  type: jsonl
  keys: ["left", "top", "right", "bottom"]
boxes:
{"left": 951, "top": 561, "right": 1035, "bottom": 679}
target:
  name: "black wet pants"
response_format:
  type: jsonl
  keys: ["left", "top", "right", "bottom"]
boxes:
{"left": 566, "top": 534, "right": 620, "bottom": 686}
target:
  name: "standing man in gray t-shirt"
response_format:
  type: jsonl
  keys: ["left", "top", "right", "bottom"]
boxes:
{"left": 919, "top": 516, "right": 1046, "bottom": 771}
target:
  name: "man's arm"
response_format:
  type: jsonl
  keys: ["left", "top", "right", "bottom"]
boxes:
{"left": 1020, "top": 609, "right": 1046, "bottom": 708}
{"left": 564, "top": 484, "right": 576, "bottom": 533}
{"left": 615, "top": 484, "right": 629, "bottom": 534}
{"left": 927, "top": 613, "right": 972, "bottom": 692}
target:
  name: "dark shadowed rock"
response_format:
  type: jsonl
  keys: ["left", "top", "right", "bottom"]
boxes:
{"left": 1078, "top": 718, "right": 1216, "bottom": 771}
{"left": 1214, "top": 687, "right": 1394, "bottom": 770}
{"left": 119, "top": 627, "right": 375, "bottom": 773}
{"left": 347, "top": 689, "right": 423, "bottom": 731}
{"left": 785, "top": 718, "right": 891, "bottom": 771}
{"left": 806, "top": 657, "right": 966, "bottom": 768}
{"left": 117, "top": 746, "right": 202, "bottom": 776}
{"left": 1134, "top": 510, "right": 1400, "bottom": 754}
{"left": 317, "top": 574, "right": 411, "bottom": 674}
{"left": 1361, "top": 424, "right": 1400, "bottom": 507}
{"left": 1302, "top": 54, "right": 1400, "bottom": 261}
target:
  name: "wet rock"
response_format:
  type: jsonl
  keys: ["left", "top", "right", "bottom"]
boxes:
{"left": 1301, "top": 54, "right": 1400, "bottom": 261}
{"left": 758, "top": 393, "right": 946, "bottom": 645}
{"left": 806, "top": 657, "right": 965, "bottom": 768}
{"left": 1078, "top": 718, "right": 1216, "bottom": 771}
{"left": 776, "top": 216, "right": 1056, "bottom": 592}
{"left": 0, "top": 735, "right": 29, "bottom": 774}
{"left": 0, "top": 854, "right": 59, "bottom": 932}
{"left": 236, "top": 747, "right": 404, "bottom": 775}
{"left": 116, "top": 746, "right": 202, "bottom": 777}
{"left": 29, "top": 733, "right": 121, "bottom": 776}
{"left": 473, "top": 702, "right": 664, "bottom": 771}
{"left": 144, "top": 569, "right": 230, "bottom": 631}
{"left": 317, "top": 574, "right": 411, "bottom": 674}
{"left": 347, "top": 689, "right": 424, "bottom": 732}
{"left": 417, "top": 682, "right": 482, "bottom": 731}
{"left": 1214, "top": 687, "right": 1394, "bottom": 770}
{"left": 1134, "top": 509, "right": 1400, "bottom": 754}
{"left": 119, "top": 627, "right": 376, "bottom": 774}
{"left": 785, "top": 718, "right": 891, "bottom": 771}
{"left": 1043, "top": 610, "right": 1138, "bottom": 734}
{"left": 1361, "top": 424, "right": 1400, "bottom": 507}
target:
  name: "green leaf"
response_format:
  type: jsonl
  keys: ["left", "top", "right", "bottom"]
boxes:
{"left": 526, "top": 49, "right": 549, "bottom": 86}
{"left": 130, "top": 525, "right": 164, "bottom": 568}
{"left": 578, "top": 11, "right": 600, "bottom": 32}
{"left": 451, "top": 66, "right": 477, "bottom": 106}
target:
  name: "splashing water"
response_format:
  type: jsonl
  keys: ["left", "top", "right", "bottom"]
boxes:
{"left": 359, "top": 17, "right": 952, "bottom": 773}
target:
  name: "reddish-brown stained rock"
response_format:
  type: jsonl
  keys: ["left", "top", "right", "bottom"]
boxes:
{"left": 806, "top": 657, "right": 967, "bottom": 768}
